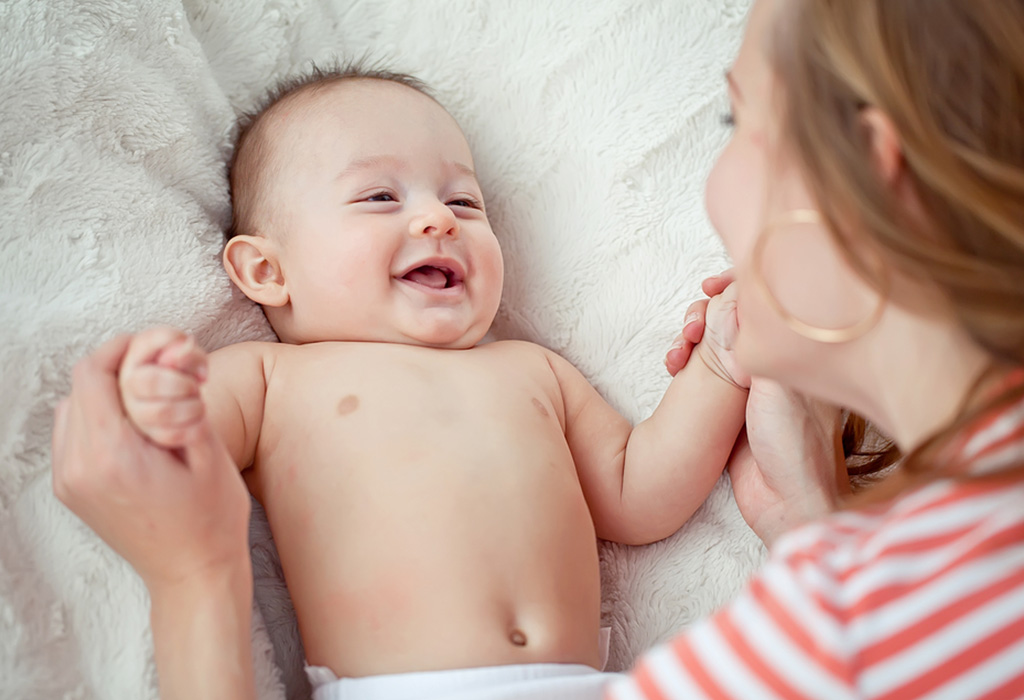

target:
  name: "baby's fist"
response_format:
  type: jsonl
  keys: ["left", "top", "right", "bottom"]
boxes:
{"left": 696, "top": 283, "right": 751, "bottom": 389}
{"left": 118, "top": 327, "right": 209, "bottom": 448}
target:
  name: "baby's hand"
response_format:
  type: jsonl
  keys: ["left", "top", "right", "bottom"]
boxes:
{"left": 695, "top": 282, "right": 751, "bottom": 389}
{"left": 118, "top": 327, "right": 209, "bottom": 448}
{"left": 666, "top": 271, "right": 732, "bottom": 377}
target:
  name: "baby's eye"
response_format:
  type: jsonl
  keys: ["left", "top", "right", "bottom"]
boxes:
{"left": 721, "top": 112, "right": 736, "bottom": 129}
{"left": 448, "top": 197, "right": 481, "bottom": 210}
{"left": 365, "top": 191, "right": 395, "bottom": 203}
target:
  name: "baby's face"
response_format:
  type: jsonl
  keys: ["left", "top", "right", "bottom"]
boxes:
{"left": 258, "top": 80, "right": 503, "bottom": 348}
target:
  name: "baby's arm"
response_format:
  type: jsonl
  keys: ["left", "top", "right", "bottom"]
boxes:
{"left": 118, "top": 326, "right": 268, "bottom": 470}
{"left": 550, "top": 286, "right": 748, "bottom": 545}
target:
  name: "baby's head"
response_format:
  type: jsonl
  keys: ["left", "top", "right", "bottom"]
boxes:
{"left": 224, "top": 66, "right": 503, "bottom": 348}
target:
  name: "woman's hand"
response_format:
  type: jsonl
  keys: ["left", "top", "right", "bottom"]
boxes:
{"left": 51, "top": 334, "right": 252, "bottom": 592}
{"left": 728, "top": 379, "right": 848, "bottom": 547}
{"left": 53, "top": 335, "right": 256, "bottom": 699}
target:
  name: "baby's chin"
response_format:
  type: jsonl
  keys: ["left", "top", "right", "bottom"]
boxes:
{"left": 391, "top": 313, "right": 496, "bottom": 349}
{"left": 280, "top": 327, "right": 492, "bottom": 349}
{"left": 397, "top": 326, "right": 492, "bottom": 350}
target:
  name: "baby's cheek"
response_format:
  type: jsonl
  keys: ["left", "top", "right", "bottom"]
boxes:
{"left": 479, "top": 244, "right": 505, "bottom": 301}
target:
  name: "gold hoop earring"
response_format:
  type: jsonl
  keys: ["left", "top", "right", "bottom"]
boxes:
{"left": 751, "top": 209, "right": 890, "bottom": 344}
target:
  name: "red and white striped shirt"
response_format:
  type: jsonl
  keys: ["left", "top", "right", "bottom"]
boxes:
{"left": 609, "top": 376, "right": 1024, "bottom": 700}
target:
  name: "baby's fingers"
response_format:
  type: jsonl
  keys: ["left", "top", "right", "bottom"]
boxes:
{"left": 121, "top": 327, "right": 191, "bottom": 375}
{"left": 155, "top": 335, "right": 208, "bottom": 381}
{"left": 121, "top": 363, "right": 205, "bottom": 448}
{"left": 122, "top": 364, "right": 202, "bottom": 402}
{"left": 665, "top": 344, "right": 692, "bottom": 377}
{"left": 666, "top": 298, "right": 710, "bottom": 376}
{"left": 126, "top": 395, "right": 206, "bottom": 448}
{"left": 681, "top": 298, "right": 708, "bottom": 344}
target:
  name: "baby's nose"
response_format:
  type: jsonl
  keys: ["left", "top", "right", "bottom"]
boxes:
{"left": 412, "top": 204, "right": 459, "bottom": 239}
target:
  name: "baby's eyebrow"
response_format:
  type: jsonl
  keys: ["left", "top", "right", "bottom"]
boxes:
{"left": 336, "top": 155, "right": 405, "bottom": 181}
{"left": 335, "top": 156, "right": 478, "bottom": 182}
{"left": 448, "top": 161, "right": 477, "bottom": 181}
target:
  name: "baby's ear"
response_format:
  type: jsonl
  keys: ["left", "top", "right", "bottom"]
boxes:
{"left": 223, "top": 235, "right": 289, "bottom": 307}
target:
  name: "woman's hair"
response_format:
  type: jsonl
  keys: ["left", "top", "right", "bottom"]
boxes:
{"left": 770, "top": 0, "right": 1024, "bottom": 490}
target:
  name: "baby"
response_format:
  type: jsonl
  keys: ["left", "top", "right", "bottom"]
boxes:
{"left": 116, "top": 67, "right": 749, "bottom": 698}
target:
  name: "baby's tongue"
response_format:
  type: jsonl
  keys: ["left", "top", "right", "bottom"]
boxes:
{"left": 405, "top": 266, "right": 447, "bottom": 289}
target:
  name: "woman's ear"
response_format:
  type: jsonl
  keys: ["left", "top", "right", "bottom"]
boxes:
{"left": 223, "top": 235, "right": 289, "bottom": 307}
{"left": 861, "top": 106, "right": 903, "bottom": 184}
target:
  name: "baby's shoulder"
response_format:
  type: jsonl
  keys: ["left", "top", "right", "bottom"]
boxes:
{"left": 208, "top": 339, "right": 268, "bottom": 352}
{"left": 481, "top": 338, "right": 544, "bottom": 352}
{"left": 208, "top": 339, "right": 282, "bottom": 364}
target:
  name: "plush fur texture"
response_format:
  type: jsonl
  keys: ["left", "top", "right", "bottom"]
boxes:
{"left": 0, "top": 1, "right": 762, "bottom": 698}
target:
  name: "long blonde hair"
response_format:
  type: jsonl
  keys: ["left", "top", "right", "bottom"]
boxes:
{"left": 771, "top": 0, "right": 1024, "bottom": 489}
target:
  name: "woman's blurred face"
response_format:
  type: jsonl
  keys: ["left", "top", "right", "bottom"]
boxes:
{"left": 705, "top": 0, "right": 884, "bottom": 395}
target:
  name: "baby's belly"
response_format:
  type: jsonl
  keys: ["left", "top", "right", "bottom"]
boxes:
{"left": 260, "top": 452, "right": 604, "bottom": 679}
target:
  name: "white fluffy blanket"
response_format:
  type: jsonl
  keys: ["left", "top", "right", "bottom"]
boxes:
{"left": 0, "top": 1, "right": 762, "bottom": 698}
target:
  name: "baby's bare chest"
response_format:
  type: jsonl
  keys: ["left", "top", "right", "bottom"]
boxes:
{"left": 254, "top": 343, "right": 568, "bottom": 481}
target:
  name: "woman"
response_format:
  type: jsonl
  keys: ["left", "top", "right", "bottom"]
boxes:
{"left": 53, "top": 0, "right": 1024, "bottom": 697}
{"left": 614, "top": 0, "right": 1024, "bottom": 697}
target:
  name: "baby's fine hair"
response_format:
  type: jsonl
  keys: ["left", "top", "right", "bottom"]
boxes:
{"left": 226, "top": 61, "right": 433, "bottom": 240}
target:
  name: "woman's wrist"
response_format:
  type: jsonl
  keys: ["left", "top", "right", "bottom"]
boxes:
{"left": 148, "top": 551, "right": 253, "bottom": 608}
{"left": 148, "top": 554, "right": 256, "bottom": 700}
{"left": 748, "top": 446, "right": 843, "bottom": 549}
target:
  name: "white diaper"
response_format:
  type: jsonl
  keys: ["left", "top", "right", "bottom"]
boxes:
{"left": 306, "top": 627, "right": 615, "bottom": 700}
{"left": 304, "top": 662, "right": 620, "bottom": 700}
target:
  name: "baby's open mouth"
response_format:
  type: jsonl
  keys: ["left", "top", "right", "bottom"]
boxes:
{"left": 402, "top": 265, "right": 460, "bottom": 289}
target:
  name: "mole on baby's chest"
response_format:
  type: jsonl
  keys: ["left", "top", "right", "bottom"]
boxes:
{"left": 337, "top": 394, "right": 360, "bottom": 415}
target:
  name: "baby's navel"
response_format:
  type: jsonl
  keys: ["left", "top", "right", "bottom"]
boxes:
{"left": 509, "top": 628, "right": 528, "bottom": 647}
{"left": 337, "top": 394, "right": 360, "bottom": 416}
{"left": 531, "top": 398, "right": 549, "bottom": 418}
